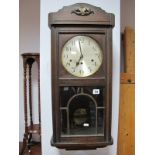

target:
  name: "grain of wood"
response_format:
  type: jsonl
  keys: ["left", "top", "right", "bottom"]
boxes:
{"left": 19, "top": 142, "right": 41, "bottom": 155}
{"left": 121, "top": 73, "right": 135, "bottom": 84}
{"left": 117, "top": 27, "right": 135, "bottom": 155}
{"left": 124, "top": 27, "right": 135, "bottom": 73}
{"left": 117, "top": 84, "right": 135, "bottom": 155}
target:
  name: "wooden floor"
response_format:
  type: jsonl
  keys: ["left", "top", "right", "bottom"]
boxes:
{"left": 19, "top": 142, "right": 41, "bottom": 155}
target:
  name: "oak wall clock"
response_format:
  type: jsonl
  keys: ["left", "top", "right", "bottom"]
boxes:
{"left": 48, "top": 3, "right": 115, "bottom": 150}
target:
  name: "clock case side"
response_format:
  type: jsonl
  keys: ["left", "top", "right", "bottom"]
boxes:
{"left": 48, "top": 3, "right": 115, "bottom": 150}
{"left": 50, "top": 27, "right": 59, "bottom": 145}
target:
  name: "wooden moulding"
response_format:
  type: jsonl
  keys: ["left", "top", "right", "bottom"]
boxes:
{"left": 51, "top": 137, "right": 113, "bottom": 150}
{"left": 48, "top": 3, "right": 115, "bottom": 27}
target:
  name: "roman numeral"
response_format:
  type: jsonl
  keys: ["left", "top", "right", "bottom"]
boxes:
{"left": 94, "top": 62, "right": 97, "bottom": 66}
{"left": 79, "top": 70, "right": 84, "bottom": 74}
{"left": 66, "top": 47, "right": 69, "bottom": 51}
{"left": 71, "top": 67, "right": 75, "bottom": 72}
{"left": 66, "top": 62, "right": 70, "bottom": 66}
{"left": 88, "top": 66, "right": 92, "bottom": 72}
{"left": 92, "top": 46, "right": 97, "bottom": 51}
{"left": 79, "top": 37, "right": 84, "bottom": 43}
{"left": 72, "top": 40, "right": 75, "bottom": 46}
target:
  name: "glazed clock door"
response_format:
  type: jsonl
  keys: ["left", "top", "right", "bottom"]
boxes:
{"left": 60, "top": 86, "right": 105, "bottom": 136}
{"left": 48, "top": 3, "right": 115, "bottom": 150}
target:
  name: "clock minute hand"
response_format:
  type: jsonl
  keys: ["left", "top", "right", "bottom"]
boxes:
{"left": 78, "top": 40, "right": 83, "bottom": 58}
{"left": 75, "top": 41, "right": 83, "bottom": 67}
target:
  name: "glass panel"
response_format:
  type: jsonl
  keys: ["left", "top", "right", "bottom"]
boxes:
{"left": 60, "top": 87, "right": 75, "bottom": 107}
{"left": 61, "top": 109, "right": 67, "bottom": 135}
{"left": 69, "top": 95, "right": 96, "bottom": 135}
{"left": 60, "top": 86, "right": 105, "bottom": 107}
{"left": 97, "top": 108, "right": 104, "bottom": 134}
{"left": 60, "top": 86, "right": 105, "bottom": 136}
{"left": 91, "top": 86, "right": 104, "bottom": 107}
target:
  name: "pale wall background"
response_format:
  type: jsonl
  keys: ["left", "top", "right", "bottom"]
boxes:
{"left": 40, "top": 0, "right": 120, "bottom": 155}
{"left": 121, "top": 0, "right": 135, "bottom": 32}
{"left": 120, "top": 0, "right": 135, "bottom": 71}
{"left": 19, "top": 0, "right": 40, "bottom": 141}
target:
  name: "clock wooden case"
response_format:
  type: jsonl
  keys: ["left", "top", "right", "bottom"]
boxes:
{"left": 48, "top": 3, "right": 115, "bottom": 150}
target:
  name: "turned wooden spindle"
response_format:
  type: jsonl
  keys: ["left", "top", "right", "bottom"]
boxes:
{"left": 36, "top": 57, "right": 41, "bottom": 132}
{"left": 27, "top": 58, "right": 35, "bottom": 126}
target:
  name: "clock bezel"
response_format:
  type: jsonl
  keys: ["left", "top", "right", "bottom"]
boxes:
{"left": 58, "top": 28, "right": 107, "bottom": 80}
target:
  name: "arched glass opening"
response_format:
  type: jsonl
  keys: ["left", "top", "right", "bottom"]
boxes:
{"left": 68, "top": 94, "right": 97, "bottom": 135}
{"left": 60, "top": 86, "right": 105, "bottom": 136}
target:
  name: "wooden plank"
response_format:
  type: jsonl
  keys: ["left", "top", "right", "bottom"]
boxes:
{"left": 124, "top": 27, "right": 135, "bottom": 73}
{"left": 121, "top": 73, "right": 135, "bottom": 84}
{"left": 117, "top": 27, "right": 135, "bottom": 155}
{"left": 117, "top": 83, "right": 135, "bottom": 155}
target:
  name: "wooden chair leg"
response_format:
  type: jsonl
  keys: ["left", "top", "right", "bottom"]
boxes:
{"left": 19, "top": 133, "right": 27, "bottom": 155}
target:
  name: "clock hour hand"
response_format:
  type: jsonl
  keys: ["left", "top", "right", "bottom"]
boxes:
{"left": 75, "top": 56, "right": 82, "bottom": 66}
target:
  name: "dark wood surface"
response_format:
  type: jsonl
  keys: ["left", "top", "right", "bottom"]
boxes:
{"left": 19, "top": 142, "right": 41, "bottom": 155}
{"left": 48, "top": 3, "right": 114, "bottom": 26}
{"left": 49, "top": 3, "right": 115, "bottom": 150}
{"left": 28, "top": 124, "right": 41, "bottom": 134}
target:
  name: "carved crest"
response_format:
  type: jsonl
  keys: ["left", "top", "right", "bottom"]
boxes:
{"left": 71, "top": 6, "right": 94, "bottom": 16}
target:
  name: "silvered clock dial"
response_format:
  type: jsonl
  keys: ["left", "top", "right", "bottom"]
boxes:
{"left": 61, "top": 36, "right": 103, "bottom": 77}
